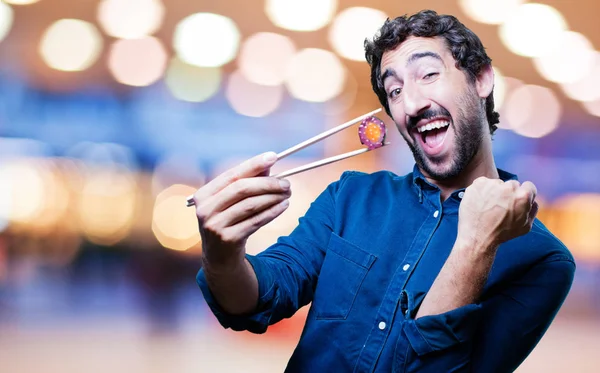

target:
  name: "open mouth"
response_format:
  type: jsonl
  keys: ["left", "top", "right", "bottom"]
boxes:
{"left": 415, "top": 119, "right": 450, "bottom": 155}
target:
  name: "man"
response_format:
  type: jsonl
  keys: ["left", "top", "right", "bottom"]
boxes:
{"left": 191, "top": 10, "right": 575, "bottom": 373}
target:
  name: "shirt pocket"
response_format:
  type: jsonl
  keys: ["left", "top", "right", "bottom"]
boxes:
{"left": 314, "top": 233, "right": 377, "bottom": 320}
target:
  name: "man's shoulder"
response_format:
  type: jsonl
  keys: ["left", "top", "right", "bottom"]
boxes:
{"left": 504, "top": 218, "right": 574, "bottom": 265}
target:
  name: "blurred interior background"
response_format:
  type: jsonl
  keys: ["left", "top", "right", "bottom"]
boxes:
{"left": 0, "top": 0, "right": 598, "bottom": 372}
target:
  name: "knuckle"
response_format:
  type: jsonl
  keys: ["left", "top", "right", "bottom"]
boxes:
{"left": 202, "top": 219, "right": 220, "bottom": 235}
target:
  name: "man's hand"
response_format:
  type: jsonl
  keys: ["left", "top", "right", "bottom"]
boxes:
{"left": 457, "top": 177, "right": 539, "bottom": 252}
{"left": 191, "top": 152, "right": 292, "bottom": 272}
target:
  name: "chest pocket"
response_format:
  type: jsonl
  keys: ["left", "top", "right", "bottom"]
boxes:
{"left": 314, "top": 233, "right": 377, "bottom": 320}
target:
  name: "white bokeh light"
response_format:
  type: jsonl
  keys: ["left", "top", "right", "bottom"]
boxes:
{"left": 492, "top": 67, "right": 507, "bottom": 110}
{"left": 266, "top": 0, "right": 337, "bottom": 32}
{"left": 499, "top": 4, "right": 567, "bottom": 58}
{"left": 560, "top": 52, "right": 600, "bottom": 102}
{"left": 0, "top": 2, "right": 13, "bottom": 43}
{"left": 226, "top": 70, "right": 284, "bottom": 117}
{"left": 238, "top": 32, "right": 296, "bottom": 86}
{"left": 504, "top": 84, "right": 561, "bottom": 138}
{"left": 459, "top": 0, "right": 524, "bottom": 25}
{"left": 97, "top": 0, "right": 165, "bottom": 39}
{"left": 328, "top": 7, "right": 387, "bottom": 61}
{"left": 40, "top": 19, "right": 103, "bottom": 72}
{"left": 533, "top": 31, "right": 596, "bottom": 84}
{"left": 285, "top": 48, "right": 346, "bottom": 102}
{"left": 165, "top": 58, "right": 222, "bottom": 102}
{"left": 108, "top": 37, "right": 168, "bottom": 87}
{"left": 173, "top": 13, "right": 240, "bottom": 68}
{"left": 582, "top": 100, "right": 600, "bottom": 118}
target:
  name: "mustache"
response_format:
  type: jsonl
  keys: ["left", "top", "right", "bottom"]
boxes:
{"left": 407, "top": 107, "right": 452, "bottom": 131}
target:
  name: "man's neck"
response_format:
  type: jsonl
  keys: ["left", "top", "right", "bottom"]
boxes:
{"left": 423, "top": 142, "right": 498, "bottom": 201}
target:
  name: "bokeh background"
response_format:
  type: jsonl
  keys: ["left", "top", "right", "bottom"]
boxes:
{"left": 0, "top": 0, "right": 598, "bottom": 372}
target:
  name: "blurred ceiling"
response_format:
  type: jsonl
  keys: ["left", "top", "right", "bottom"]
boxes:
{"left": 1, "top": 0, "right": 600, "bottom": 126}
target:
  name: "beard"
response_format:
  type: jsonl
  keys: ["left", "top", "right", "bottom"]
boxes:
{"left": 401, "top": 86, "right": 485, "bottom": 180}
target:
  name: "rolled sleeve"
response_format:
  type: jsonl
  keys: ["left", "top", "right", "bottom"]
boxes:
{"left": 196, "top": 254, "right": 277, "bottom": 334}
{"left": 404, "top": 303, "right": 482, "bottom": 356}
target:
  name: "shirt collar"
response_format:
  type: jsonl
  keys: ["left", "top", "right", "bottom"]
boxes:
{"left": 411, "top": 164, "right": 518, "bottom": 197}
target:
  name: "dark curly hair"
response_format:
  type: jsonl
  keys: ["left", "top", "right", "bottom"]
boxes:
{"left": 365, "top": 10, "right": 499, "bottom": 134}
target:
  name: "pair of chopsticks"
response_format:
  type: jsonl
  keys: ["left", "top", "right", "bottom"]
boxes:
{"left": 186, "top": 108, "right": 387, "bottom": 207}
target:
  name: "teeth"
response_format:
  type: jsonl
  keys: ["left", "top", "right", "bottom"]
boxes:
{"left": 417, "top": 121, "right": 449, "bottom": 133}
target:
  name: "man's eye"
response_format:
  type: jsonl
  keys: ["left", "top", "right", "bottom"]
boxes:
{"left": 423, "top": 72, "right": 438, "bottom": 80}
{"left": 389, "top": 88, "right": 402, "bottom": 98}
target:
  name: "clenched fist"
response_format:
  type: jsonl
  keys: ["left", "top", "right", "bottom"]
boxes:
{"left": 457, "top": 177, "right": 539, "bottom": 252}
{"left": 190, "top": 152, "right": 292, "bottom": 271}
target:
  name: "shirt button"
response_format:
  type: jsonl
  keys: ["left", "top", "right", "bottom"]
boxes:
{"left": 405, "top": 309, "right": 409, "bottom": 316}
{"left": 402, "top": 264, "right": 410, "bottom": 271}
{"left": 378, "top": 321, "right": 386, "bottom": 330}
{"left": 458, "top": 191, "right": 465, "bottom": 199}
{"left": 433, "top": 210, "right": 439, "bottom": 218}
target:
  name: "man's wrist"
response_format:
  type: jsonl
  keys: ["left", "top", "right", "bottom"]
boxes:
{"left": 454, "top": 232, "right": 499, "bottom": 259}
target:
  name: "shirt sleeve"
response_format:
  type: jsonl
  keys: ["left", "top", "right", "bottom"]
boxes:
{"left": 471, "top": 256, "right": 575, "bottom": 373}
{"left": 196, "top": 172, "right": 351, "bottom": 334}
{"left": 402, "top": 256, "right": 575, "bottom": 372}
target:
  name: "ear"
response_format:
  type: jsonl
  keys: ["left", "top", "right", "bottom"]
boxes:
{"left": 476, "top": 64, "right": 494, "bottom": 99}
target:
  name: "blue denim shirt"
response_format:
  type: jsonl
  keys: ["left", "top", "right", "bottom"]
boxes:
{"left": 197, "top": 166, "right": 575, "bottom": 372}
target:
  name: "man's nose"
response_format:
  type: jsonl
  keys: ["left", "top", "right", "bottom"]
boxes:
{"left": 403, "top": 84, "right": 431, "bottom": 118}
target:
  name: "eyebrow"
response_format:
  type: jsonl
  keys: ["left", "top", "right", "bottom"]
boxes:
{"left": 406, "top": 51, "right": 443, "bottom": 67}
{"left": 380, "top": 51, "right": 443, "bottom": 83}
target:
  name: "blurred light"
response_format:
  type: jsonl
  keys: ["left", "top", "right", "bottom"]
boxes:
{"left": 173, "top": 13, "right": 240, "bottom": 67}
{"left": 560, "top": 52, "right": 600, "bottom": 102}
{"left": 582, "top": 100, "right": 600, "bottom": 117}
{"left": 165, "top": 58, "right": 221, "bottom": 102}
{"left": 3, "top": 0, "right": 39, "bottom": 4}
{"left": 108, "top": 37, "right": 167, "bottom": 87}
{"left": 285, "top": 48, "right": 346, "bottom": 103}
{"left": 533, "top": 32, "right": 596, "bottom": 84}
{"left": 492, "top": 67, "right": 507, "bottom": 110}
{"left": 39, "top": 19, "right": 103, "bottom": 72}
{"left": 497, "top": 77, "right": 524, "bottom": 130}
{"left": 97, "top": 0, "right": 164, "bottom": 39}
{"left": 310, "top": 70, "right": 358, "bottom": 116}
{"left": 0, "top": 2, "right": 13, "bottom": 43}
{"left": 226, "top": 70, "right": 284, "bottom": 117}
{"left": 0, "top": 159, "right": 69, "bottom": 231}
{"left": 77, "top": 167, "right": 137, "bottom": 245}
{"left": 266, "top": 0, "right": 337, "bottom": 32}
{"left": 151, "top": 153, "right": 205, "bottom": 196}
{"left": 499, "top": 3, "right": 567, "bottom": 58}
{"left": 152, "top": 184, "right": 200, "bottom": 251}
{"left": 504, "top": 84, "right": 561, "bottom": 138}
{"left": 328, "top": 7, "right": 387, "bottom": 61}
{"left": 459, "top": 0, "right": 524, "bottom": 25}
{"left": 554, "top": 194, "right": 600, "bottom": 261}
{"left": 238, "top": 32, "right": 296, "bottom": 86}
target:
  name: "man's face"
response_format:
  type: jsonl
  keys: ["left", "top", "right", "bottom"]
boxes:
{"left": 380, "top": 36, "right": 487, "bottom": 180}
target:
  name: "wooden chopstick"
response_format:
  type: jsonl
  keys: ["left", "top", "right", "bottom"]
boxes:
{"left": 273, "top": 142, "right": 390, "bottom": 179}
{"left": 186, "top": 108, "right": 384, "bottom": 207}
{"left": 276, "top": 108, "right": 382, "bottom": 160}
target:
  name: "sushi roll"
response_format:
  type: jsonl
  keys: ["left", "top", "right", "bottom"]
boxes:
{"left": 358, "top": 116, "right": 386, "bottom": 150}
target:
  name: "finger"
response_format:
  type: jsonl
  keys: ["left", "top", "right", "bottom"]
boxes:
{"left": 192, "top": 152, "right": 278, "bottom": 204}
{"left": 202, "top": 176, "right": 290, "bottom": 216}
{"left": 504, "top": 179, "right": 521, "bottom": 191}
{"left": 520, "top": 181, "right": 537, "bottom": 204}
{"left": 221, "top": 199, "right": 291, "bottom": 242}
{"left": 209, "top": 192, "right": 291, "bottom": 229}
